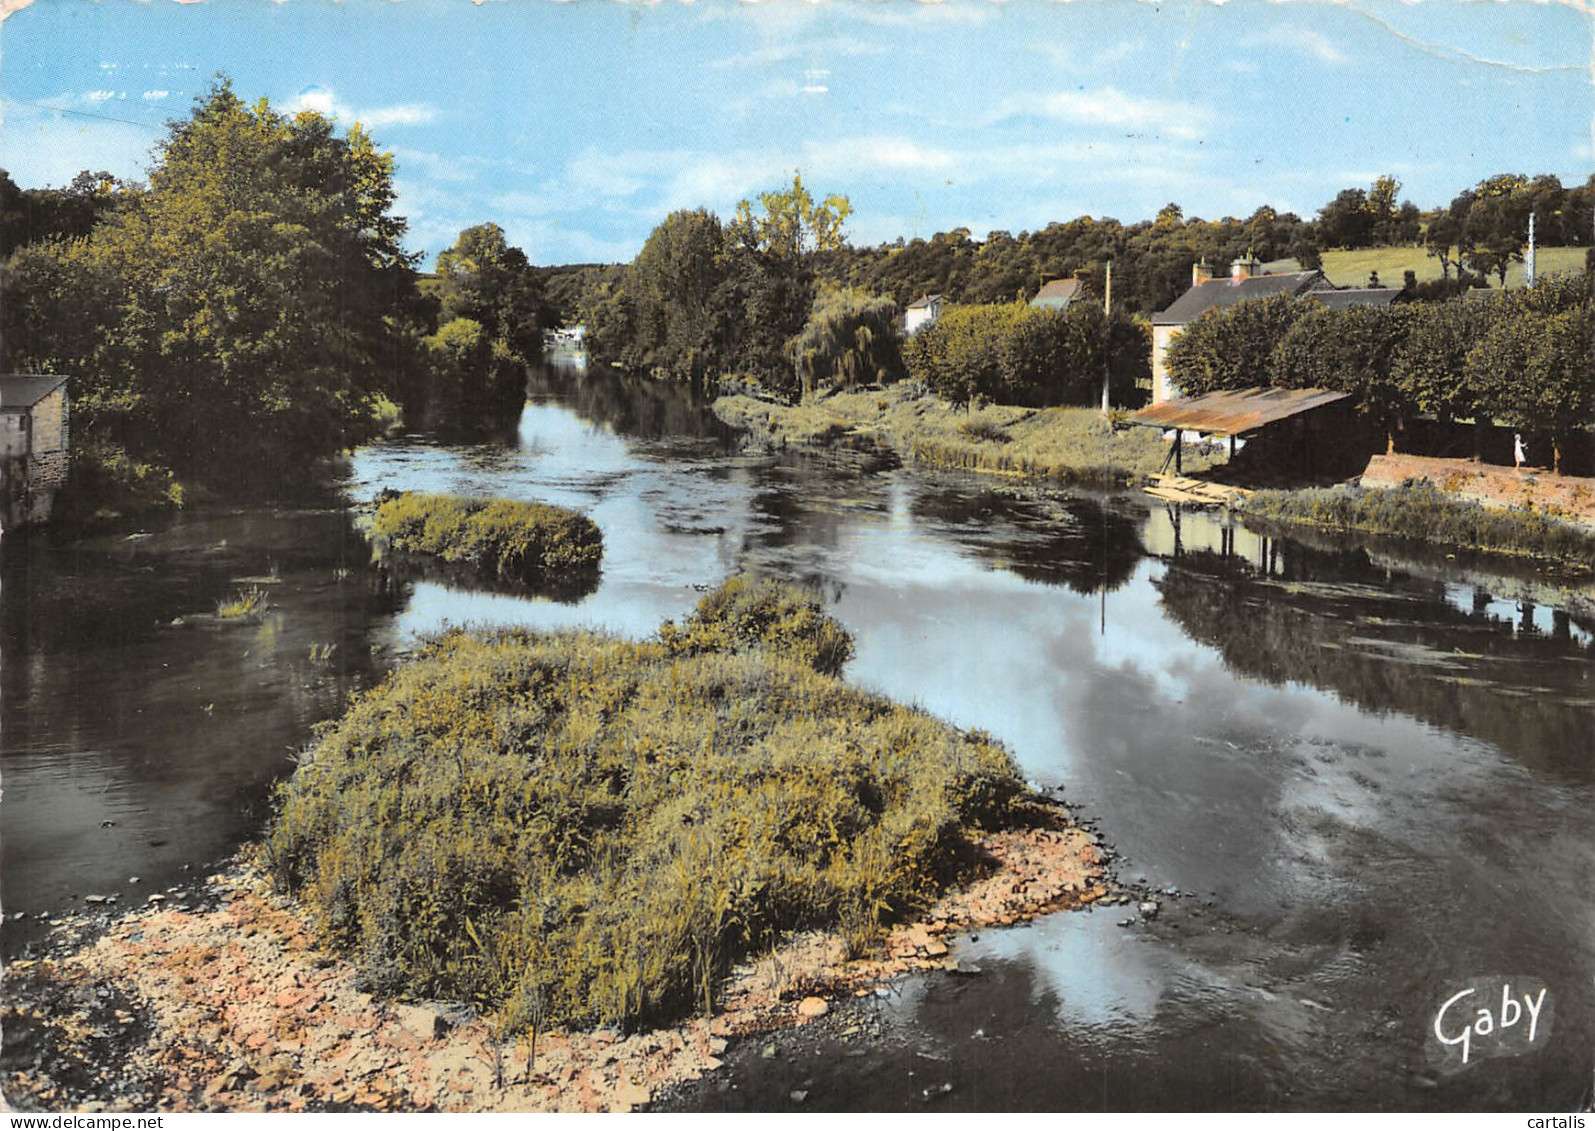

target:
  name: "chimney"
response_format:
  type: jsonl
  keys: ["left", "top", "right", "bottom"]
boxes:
{"left": 1230, "top": 252, "right": 1259, "bottom": 283}
{"left": 1192, "top": 258, "right": 1213, "bottom": 286}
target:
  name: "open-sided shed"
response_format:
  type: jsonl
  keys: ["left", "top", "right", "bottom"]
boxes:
{"left": 1128, "top": 386, "right": 1352, "bottom": 477}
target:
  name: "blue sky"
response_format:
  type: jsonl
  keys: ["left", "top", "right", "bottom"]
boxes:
{"left": 2, "top": 0, "right": 1590, "bottom": 267}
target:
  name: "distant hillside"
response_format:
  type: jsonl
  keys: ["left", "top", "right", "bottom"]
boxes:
{"left": 1263, "top": 247, "right": 1586, "bottom": 290}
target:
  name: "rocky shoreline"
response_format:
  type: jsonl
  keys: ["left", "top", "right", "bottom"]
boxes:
{"left": 3, "top": 803, "right": 1110, "bottom": 1113}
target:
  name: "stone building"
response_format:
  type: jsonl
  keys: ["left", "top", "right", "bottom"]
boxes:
{"left": 1, "top": 375, "right": 70, "bottom": 530}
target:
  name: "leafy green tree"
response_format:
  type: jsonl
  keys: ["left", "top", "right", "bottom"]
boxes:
{"left": 1164, "top": 294, "right": 1309, "bottom": 395}
{"left": 729, "top": 172, "right": 851, "bottom": 261}
{"left": 787, "top": 287, "right": 901, "bottom": 394}
{"left": 1390, "top": 298, "right": 1486, "bottom": 426}
{"left": 902, "top": 303, "right": 1026, "bottom": 408}
{"left": 435, "top": 222, "right": 549, "bottom": 359}
{"left": 1272, "top": 304, "right": 1412, "bottom": 450}
{"left": 1465, "top": 303, "right": 1592, "bottom": 471}
{"left": 8, "top": 78, "right": 420, "bottom": 493}
{"left": 1316, "top": 187, "right": 1375, "bottom": 250}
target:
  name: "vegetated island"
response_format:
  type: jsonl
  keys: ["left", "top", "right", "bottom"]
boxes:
{"left": 369, "top": 490, "right": 604, "bottom": 584}
{"left": 3, "top": 579, "right": 1114, "bottom": 1114}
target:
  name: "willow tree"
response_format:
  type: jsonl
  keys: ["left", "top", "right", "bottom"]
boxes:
{"left": 787, "top": 287, "right": 901, "bottom": 395}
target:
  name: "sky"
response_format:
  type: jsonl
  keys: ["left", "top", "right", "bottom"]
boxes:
{"left": 1, "top": 0, "right": 1591, "bottom": 268}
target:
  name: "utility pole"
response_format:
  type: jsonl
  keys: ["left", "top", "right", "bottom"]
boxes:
{"left": 1526, "top": 211, "right": 1537, "bottom": 288}
{"left": 1101, "top": 258, "right": 1113, "bottom": 415}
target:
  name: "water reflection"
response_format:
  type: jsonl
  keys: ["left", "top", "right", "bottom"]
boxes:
{"left": 1147, "top": 510, "right": 1595, "bottom": 783}
{"left": 8, "top": 355, "right": 1594, "bottom": 1110}
{"left": 1, "top": 506, "right": 397, "bottom": 951}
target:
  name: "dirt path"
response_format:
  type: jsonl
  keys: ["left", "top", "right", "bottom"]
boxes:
{"left": 1362, "top": 454, "right": 1595, "bottom": 530}
{"left": 4, "top": 805, "right": 1108, "bottom": 1113}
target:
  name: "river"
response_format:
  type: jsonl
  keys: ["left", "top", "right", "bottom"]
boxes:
{"left": 4, "top": 356, "right": 1592, "bottom": 1111}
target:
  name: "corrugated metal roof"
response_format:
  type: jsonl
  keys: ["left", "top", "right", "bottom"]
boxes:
{"left": 0, "top": 375, "right": 67, "bottom": 410}
{"left": 905, "top": 294, "right": 942, "bottom": 309}
{"left": 1152, "top": 271, "right": 1323, "bottom": 325}
{"left": 1129, "top": 386, "right": 1350, "bottom": 436}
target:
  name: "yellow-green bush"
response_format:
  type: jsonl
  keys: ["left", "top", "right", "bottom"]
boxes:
{"left": 658, "top": 575, "right": 855, "bottom": 676}
{"left": 371, "top": 491, "right": 602, "bottom": 583}
{"left": 263, "top": 580, "right": 1021, "bottom": 1033}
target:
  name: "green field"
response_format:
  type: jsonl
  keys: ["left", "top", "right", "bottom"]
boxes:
{"left": 1263, "top": 246, "right": 1586, "bottom": 290}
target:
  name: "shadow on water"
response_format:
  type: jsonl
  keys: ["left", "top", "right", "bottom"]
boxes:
{"left": 0, "top": 505, "right": 401, "bottom": 955}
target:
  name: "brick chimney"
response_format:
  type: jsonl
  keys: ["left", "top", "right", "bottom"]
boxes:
{"left": 1192, "top": 258, "right": 1213, "bottom": 286}
{"left": 1230, "top": 252, "right": 1260, "bottom": 282}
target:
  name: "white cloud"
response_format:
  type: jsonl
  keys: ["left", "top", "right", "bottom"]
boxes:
{"left": 141, "top": 90, "right": 171, "bottom": 101}
{"left": 84, "top": 90, "right": 118, "bottom": 103}
{"left": 390, "top": 146, "right": 477, "bottom": 184}
{"left": 358, "top": 103, "right": 437, "bottom": 128}
{"left": 1241, "top": 26, "right": 1349, "bottom": 65}
{"left": 987, "top": 86, "right": 1218, "bottom": 141}
{"left": 1092, "top": 39, "right": 1145, "bottom": 67}
{"left": 282, "top": 85, "right": 436, "bottom": 129}
{"left": 709, "top": 35, "right": 885, "bottom": 71}
{"left": 0, "top": 100, "right": 154, "bottom": 188}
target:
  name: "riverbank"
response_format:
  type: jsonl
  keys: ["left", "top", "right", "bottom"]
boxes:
{"left": 713, "top": 384, "right": 1221, "bottom": 487}
{"left": 2, "top": 802, "right": 1107, "bottom": 1113}
{"left": 1238, "top": 477, "right": 1595, "bottom": 578}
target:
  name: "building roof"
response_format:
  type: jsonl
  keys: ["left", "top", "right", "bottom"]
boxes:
{"left": 0, "top": 375, "right": 67, "bottom": 410}
{"left": 1128, "top": 386, "right": 1351, "bottom": 436}
{"left": 1030, "top": 278, "right": 1084, "bottom": 308}
{"left": 1309, "top": 287, "right": 1403, "bottom": 311}
{"left": 1152, "top": 271, "right": 1324, "bottom": 326}
{"left": 905, "top": 294, "right": 942, "bottom": 310}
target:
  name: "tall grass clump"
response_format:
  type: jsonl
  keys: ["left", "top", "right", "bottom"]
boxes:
{"left": 1241, "top": 481, "right": 1595, "bottom": 567}
{"left": 371, "top": 491, "right": 602, "bottom": 584}
{"left": 264, "top": 579, "right": 1021, "bottom": 1034}
{"left": 215, "top": 586, "right": 267, "bottom": 619}
{"left": 658, "top": 575, "right": 855, "bottom": 676}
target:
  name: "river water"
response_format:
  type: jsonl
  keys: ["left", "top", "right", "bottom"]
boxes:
{"left": 4, "top": 356, "right": 1593, "bottom": 1111}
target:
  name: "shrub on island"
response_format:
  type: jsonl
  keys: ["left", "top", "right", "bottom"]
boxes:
{"left": 263, "top": 579, "right": 1022, "bottom": 1033}
{"left": 371, "top": 491, "right": 602, "bottom": 583}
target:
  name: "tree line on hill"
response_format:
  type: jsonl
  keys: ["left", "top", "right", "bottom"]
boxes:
{"left": 1165, "top": 273, "right": 1594, "bottom": 471}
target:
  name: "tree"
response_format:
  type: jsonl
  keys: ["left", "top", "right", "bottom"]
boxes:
{"left": 1164, "top": 294, "right": 1309, "bottom": 395}
{"left": 1463, "top": 194, "right": 1529, "bottom": 286}
{"left": 1465, "top": 302, "right": 1592, "bottom": 472}
{"left": 1424, "top": 212, "right": 1463, "bottom": 280}
{"left": 1390, "top": 298, "right": 1486, "bottom": 426}
{"left": 786, "top": 288, "right": 901, "bottom": 395}
{"left": 435, "top": 222, "right": 549, "bottom": 359}
{"left": 731, "top": 172, "right": 851, "bottom": 262}
{"left": 3, "top": 77, "right": 418, "bottom": 493}
{"left": 1272, "top": 303, "right": 1412, "bottom": 450}
{"left": 1316, "top": 188, "right": 1375, "bottom": 250}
